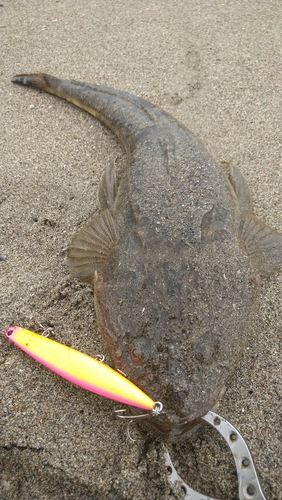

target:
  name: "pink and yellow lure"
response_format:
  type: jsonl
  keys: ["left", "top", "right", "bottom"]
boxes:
{"left": 4, "top": 326, "right": 155, "bottom": 411}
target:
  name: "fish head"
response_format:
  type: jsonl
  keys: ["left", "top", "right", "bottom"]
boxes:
{"left": 95, "top": 233, "right": 254, "bottom": 441}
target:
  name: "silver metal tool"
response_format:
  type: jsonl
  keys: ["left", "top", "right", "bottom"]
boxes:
{"left": 164, "top": 410, "right": 267, "bottom": 500}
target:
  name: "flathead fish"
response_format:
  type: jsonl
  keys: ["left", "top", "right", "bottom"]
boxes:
{"left": 12, "top": 74, "right": 282, "bottom": 441}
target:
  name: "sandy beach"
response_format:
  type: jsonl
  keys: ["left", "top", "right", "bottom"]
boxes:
{"left": 1, "top": 1, "right": 281, "bottom": 499}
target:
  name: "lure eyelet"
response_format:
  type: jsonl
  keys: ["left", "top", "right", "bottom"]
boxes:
{"left": 115, "top": 401, "right": 163, "bottom": 420}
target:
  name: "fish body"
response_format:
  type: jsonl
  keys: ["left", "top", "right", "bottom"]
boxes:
{"left": 12, "top": 74, "right": 282, "bottom": 441}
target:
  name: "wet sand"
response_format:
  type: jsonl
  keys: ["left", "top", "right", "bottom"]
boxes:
{"left": 1, "top": 1, "right": 281, "bottom": 499}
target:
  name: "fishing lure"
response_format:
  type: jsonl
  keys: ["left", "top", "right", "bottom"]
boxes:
{"left": 4, "top": 326, "right": 159, "bottom": 412}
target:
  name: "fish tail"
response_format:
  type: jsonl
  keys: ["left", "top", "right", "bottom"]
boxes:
{"left": 12, "top": 73, "right": 59, "bottom": 92}
{"left": 12, "top": 73, "right": 87, "bottom": 113}
{"left": 11, "top": 73, "right": 173, "bottom": 148}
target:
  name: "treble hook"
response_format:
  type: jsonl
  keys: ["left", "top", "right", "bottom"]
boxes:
{"left": 115, "top": 401, "right": 163, "bottom": 442}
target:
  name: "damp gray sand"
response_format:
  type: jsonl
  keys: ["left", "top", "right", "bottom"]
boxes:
{"left": 1, "top": 1, "right": 281, "bottom": 499}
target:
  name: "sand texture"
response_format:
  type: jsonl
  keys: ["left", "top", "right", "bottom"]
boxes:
{"left": 1, "top": 1, "right": 281, "bottom": 499}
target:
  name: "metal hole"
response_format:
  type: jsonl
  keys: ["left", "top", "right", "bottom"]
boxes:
{"left": 229, "top": 432, "right": 238, "bottom": 442}
{"left": 246, "top": 484, "right": 256, "bottom": 496}
{"left": 167, "top": 465, "right": 173, "bottom": 474}
{"left": 241, "top": 457, "right": 250, "bottom": 468}
{"left": 181, "top": 485, "right": 187, "bottom": 494}
{"left": 213, "top": 416, "right": 221, "bottom": 426}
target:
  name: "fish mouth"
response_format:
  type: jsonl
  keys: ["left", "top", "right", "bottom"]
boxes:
{"left": 131, "top": 407, "right": 206, "bottom": 442}
{"left": 131, "top": 388, "right": 226, "bottom": 442}
{"left": 151, "top": 412, "right": 203, "bottom": 442}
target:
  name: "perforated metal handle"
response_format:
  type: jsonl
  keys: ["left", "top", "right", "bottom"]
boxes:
{"left": 164, "top": 448, "right": 220, "bottom": 500}
{"left": 202, "top": 411, "right": 267, "bottom": 500}
{"left": 164, "top": 410, "right": 267, "bottom": 500}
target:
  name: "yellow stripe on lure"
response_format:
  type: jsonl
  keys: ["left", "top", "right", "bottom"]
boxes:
{"left": 4, "top": 326, "right": 155, "bottom": 411}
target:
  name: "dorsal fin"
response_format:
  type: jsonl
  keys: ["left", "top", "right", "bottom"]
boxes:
{"left": 98, "top": 160, "right": 117, "bottom": 213}
{"left": 67, "top": 209, "right": 118, "bottom": 282}
{"left": 240, "top": 212, "right": 282, "bottom": 276}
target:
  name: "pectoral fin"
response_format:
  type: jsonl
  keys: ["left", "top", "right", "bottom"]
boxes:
{"left": 230, "top": 166, "right": 282, "bottom": 276}
{"left": 67, "top": 209, "right": 118, "bottom": 282}
{"left": 229, "top": 165, "right": 251, "bottom": 213}
{"left": 240, "top": 212, "right": 282, "bottom": 276}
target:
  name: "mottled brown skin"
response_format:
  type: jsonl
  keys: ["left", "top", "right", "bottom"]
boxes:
{"left": 12, "top": 74, "right": 282, "bottom": 441}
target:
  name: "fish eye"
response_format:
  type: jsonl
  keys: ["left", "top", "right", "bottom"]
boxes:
{"left": 131, "top": 348, "right": 139, "bottom": 360}
{"left": 131, "top": 348, "right": 144, "bottom": 365}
